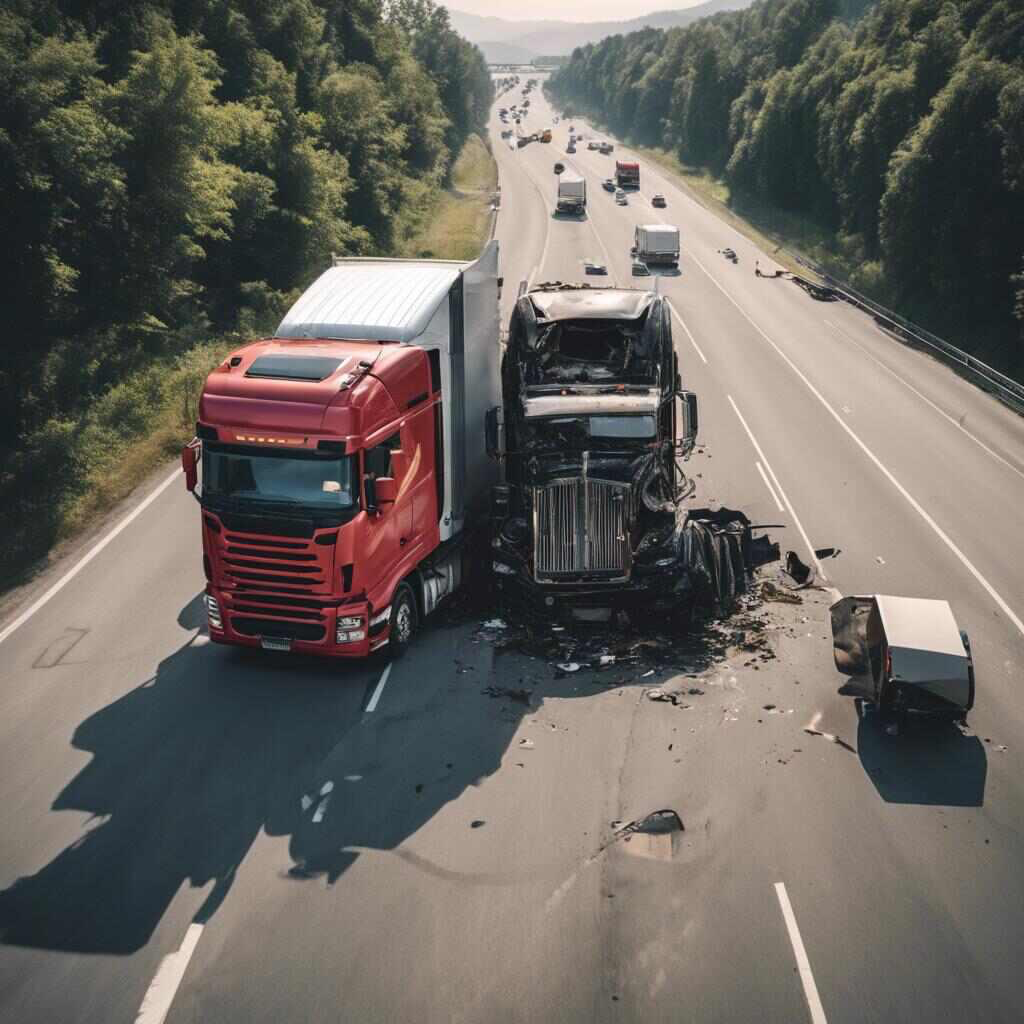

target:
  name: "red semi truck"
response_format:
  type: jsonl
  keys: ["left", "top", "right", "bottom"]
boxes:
{"left": 181, "top": 244, "right": 501, "bottom": 658}
{"left": 615, "top": 161, "right": 640, "bottom": 188}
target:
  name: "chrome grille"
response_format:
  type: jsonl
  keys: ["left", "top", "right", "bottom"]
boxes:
{"left": 534, "top": 478, "right": 630, "bottom": 581}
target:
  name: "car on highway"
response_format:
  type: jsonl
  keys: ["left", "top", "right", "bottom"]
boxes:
{"left": 587, "top": 141, "right": 600, "bottom": 150}
{"left": 652, "top": 194, "right": 667, "bottom": 208}
{"left": 602, "top": 178, "right": 616, "bottom": 191}
{"left": 567, "top": 143, "right": 576, "bottom": 153}
{"left": 554, "top": 161, "right": 565, "bottom": 174}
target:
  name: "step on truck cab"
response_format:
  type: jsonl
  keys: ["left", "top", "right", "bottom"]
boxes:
{"left": 182, "top": 244, "right": 501, "bottom": 658}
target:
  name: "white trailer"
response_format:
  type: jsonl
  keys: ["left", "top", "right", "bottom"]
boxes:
{"left": 633, "top": 224, "right": 680, "bottom": 265}
{"left": 556, "top": 174, "right": 587, "bottom": 214}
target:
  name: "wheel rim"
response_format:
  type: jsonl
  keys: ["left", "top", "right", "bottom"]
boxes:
{"left": 395, "top": 600, "right": 412, "bottom": 644}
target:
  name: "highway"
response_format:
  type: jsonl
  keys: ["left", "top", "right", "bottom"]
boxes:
{"left": 1, "top": 76, "right": 1023, "bottom": 1024}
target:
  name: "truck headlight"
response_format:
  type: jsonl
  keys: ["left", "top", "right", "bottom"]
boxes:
{"left": 493, "top": 561, "right": 515, "bottom": 576}
{"left": 206, "top": 594, "right": 222, "bottom": 630}
{"left": 336, "top": 617, "right": 365, "bottom": 644}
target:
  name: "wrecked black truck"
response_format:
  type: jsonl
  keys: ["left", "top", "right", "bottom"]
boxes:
{"left": 485, "top": 282, "right": 761, "bottom": 623}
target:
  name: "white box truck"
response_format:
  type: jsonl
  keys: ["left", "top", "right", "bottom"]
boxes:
{"left": 633, "top": 224, "right": 680, "bottom": 266}
{"left": 556, "top": 174, "right": 587, "bottom": 214}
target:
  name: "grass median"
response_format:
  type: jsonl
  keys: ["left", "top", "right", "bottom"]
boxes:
{"left": 403, "top": 134, "right": 498, "bottom": 261}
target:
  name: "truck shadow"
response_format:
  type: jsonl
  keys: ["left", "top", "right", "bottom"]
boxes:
{"left": 0, "top": 593, "right": 382, "bottom": 955}
{"left": 853, "top": 698, "right": 986, "bottom": 806}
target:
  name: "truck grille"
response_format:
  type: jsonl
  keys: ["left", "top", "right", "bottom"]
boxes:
{"left": 534, "top": 479, "right": 630, "bottom": 581}
{"left": 220, "top": 532, "right": 330, "bottom": 592}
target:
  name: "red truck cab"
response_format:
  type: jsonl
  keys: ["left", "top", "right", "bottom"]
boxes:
{"left": 183, "top": 247, "right": 500, "bottom": 658}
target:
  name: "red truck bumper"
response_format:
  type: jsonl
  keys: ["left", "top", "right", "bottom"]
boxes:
{"left": 205, "top": 588, "right": 389, "bottom": 659}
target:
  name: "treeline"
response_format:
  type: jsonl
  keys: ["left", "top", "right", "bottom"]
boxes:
{"left": 547, "top": 0, "right": 1024, "bottom": 368}
{"left": 0, "top": 0, "right": 491, "bottom": 466}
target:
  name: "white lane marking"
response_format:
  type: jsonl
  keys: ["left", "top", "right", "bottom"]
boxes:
{"left": 0, "top": 468, "right": 180, "bottom": 648}
{"left": 135, "top": 923, "right": 204, "bottom": 1024}
{"left": 823, "top": 319, "right": 1024, "bottom": 483}
{"left": 728, "top": 395, "right": 826, "bottom": 580}
{"left": 774, "top": 883, "right": 828, "bottom": 1024}
{"left": 756, "top": 461, "right": 785, "bottom": 512}
{"left": 365, "top": 663, "right": 392, "bottom": 713}
{"left": 669, "top": 304, "right": 708, "bottom": 364}
{"left": 698, "top": 251, "right": 1024, "bottom": 638}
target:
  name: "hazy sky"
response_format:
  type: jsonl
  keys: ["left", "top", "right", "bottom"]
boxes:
{"left": 445, "top": 0, "right": 704, "bottom": 22}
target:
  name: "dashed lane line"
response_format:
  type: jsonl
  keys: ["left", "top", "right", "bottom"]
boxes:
{"left": 775, "top": 883, "right": 829, "bottom": 1024}
{"left": 696, "top": 251, "right": 1023, "bottom": 639}
{"left": 728, "top": 395, "right": 826, "bottom": 581}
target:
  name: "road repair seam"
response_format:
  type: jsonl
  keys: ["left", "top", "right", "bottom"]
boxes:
{"left": 696, "top": 251, "right": 1024, "bottom": 638}
{"left": 727, "top": 395, "right": 826, "bottom": 580}
{"left": 774, "top": 883, "right": 829, "bottom": 1024}
{"left": 823, "top": 318, "right": 1024, "bottom": 483}
{"left": 0, "top": 468, "right": 180, "bottom": 648}
{"left": 135, "top": 923, "right": 204, "bottom": 1024}
{"left": 669, "top": 304, "right": 708, "bottom": 364}
{"left": 364, "top": 662, "right": 392, "bottom": 713}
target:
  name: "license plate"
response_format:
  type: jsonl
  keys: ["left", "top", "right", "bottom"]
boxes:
{"left": 261, "top": 637, "right": 292, "bottom": 652}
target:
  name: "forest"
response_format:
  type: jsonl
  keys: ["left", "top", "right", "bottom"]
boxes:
{"left": 547, "top": 0, "right": 1024, "bottom": 371}
{"left": 0, "top": 0, "right": 491, "bottom": 580}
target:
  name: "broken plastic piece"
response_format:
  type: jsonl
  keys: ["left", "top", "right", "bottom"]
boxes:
{"left": 784, "top": 550, "right": 816, "bottom": 588}
{"left": 557, "top": 662, "right": 581, "bottom": 673}
{"left": 762, "top": 581, "right": 802, "bottom": 604}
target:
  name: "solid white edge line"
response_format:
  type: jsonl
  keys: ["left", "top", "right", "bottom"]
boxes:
{"left": 823, "top": 319, "right": 1024, "bottom": 483}
{"left": 0, "top": 468, "right": 181, "bottom": 648}
{"left": 669, "top": 304, "right": 708, "bottom": 364}
{"left": 699, "top": 251, "right": 1024, "bottom": 638}
{"left": 774, "top": 883, "right": 828, "bottom": 1024}
{"left": 728, "top": 395, "right": 826, "bottom": 580}
{"left": 365, "top": 662, "right": 392, "bottom": 713}
{"left": 756, "top": 461, "right": 785, "bottom": 512}
{"left": 135, "top": 923, "right": 204, "bottom": 1024}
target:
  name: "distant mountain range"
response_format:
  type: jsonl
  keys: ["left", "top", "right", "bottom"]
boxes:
{"left": 446, "top": 1, "right": 755, "bottom": 62}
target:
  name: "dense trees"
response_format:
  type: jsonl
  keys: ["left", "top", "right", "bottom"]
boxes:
{"left": 547, "top": 0, "right": 1024, "bottom": 369}
{"left": 0, "top": 0, "right": 490, "bottom": 461}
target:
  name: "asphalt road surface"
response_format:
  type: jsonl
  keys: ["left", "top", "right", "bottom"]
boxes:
{"left": 2, "top": 76, "right": 1024, "bottom": 1024}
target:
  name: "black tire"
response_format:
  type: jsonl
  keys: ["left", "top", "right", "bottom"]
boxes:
{"left": 390, "top": 582, "right": 418, "bottom": 657}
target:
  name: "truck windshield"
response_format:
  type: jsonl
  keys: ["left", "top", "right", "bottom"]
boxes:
{"left": 202, "top": 445, "right": 357, "bottom": 510}
{"left": 525, "top": 415, "right": 656, "bottom": 449}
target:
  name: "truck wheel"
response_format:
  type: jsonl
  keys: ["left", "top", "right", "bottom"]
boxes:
{"left": 390, "top": 582, "right": 418, "bottom": 657}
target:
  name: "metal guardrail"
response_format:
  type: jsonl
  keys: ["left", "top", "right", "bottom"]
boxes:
{"left": 786, "top": 251, "right": 1024, "bottom": 413}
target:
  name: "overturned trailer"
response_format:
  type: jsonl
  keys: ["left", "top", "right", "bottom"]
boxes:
{"left": 485, "top": 282, "right": 760, "bottom": 622}
{"left": 831, "top": 595, "right": 975, "bottom": 725}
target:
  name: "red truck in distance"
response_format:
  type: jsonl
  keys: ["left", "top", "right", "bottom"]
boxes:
{"left": 182, "top": 245, "right": 501, "bottom": 659}
{"left": 615, "top": 161, "right": 640, "bottom": 189}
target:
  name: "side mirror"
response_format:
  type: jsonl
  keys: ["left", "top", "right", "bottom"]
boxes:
{"left": 364, "top": 475, "right": 377, "bottom": 512}
{"left": 374, "top": 477, "right": 398, "bottom": 505}
{"left": 679, "top": 390, "right": 699, "bottom": 444}
{"left": 181, "top": 440, "right": 200, "bottom": 493}
{"left": 485, "top": 406, "right": 503, "bottom": 458}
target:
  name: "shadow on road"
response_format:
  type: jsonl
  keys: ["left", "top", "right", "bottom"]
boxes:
{"left": 0, "top": 593, "right": 380, "bottom": 954}
{"left": 854, "top": 699, "right": 986, "bottom": 806}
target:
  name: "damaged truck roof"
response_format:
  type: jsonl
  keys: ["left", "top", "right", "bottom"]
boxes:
{"left": 527, "top": 287, "right": 658, "bottom": 321}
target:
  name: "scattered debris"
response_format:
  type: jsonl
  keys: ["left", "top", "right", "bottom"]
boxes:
{"left": 762, "top": 581, "right": 802, "bottom": 604}
{"left": 646, "top": 688, "right": 689, "bottom": 708}
{"left": 482, "top": 618, "right": 508, "bottom": 630}
{"left": 783, "top": 550, "right": 816, "bottom": 588}
{"left": 343, "top": 775, "right": 363, "bottom": 782}
{"left": 643, "top": 669, "right": 655, "bottom": 677}
{"left": 875, "top": 556, "right": 886, "bottom": 565}
{"left": 300, "top": 795, "right": 313, "bottom": 812}
{"left": 688, "top": 687, "right": 704, "bottom": 695}
{"left": 763, "top": 704, "right": 776, "bottom": 711}
{"left": 719, "top": 248, "right": 738, "bottom": 264}
{"left": 614, "top": 809, "right": 684, "bottom": 861}
{"left": 583, "top": 260, "right": 607, "bottom": 275}
{"left": 519, "top": 738, "right": 535, "bottom": 750}
{"left": 482, "top": 685, "right": 532, "bottom": 706}
{"left": 471, "top": 820, "right": 486, "bottom": 828}
{"left": 814, "top": 547, "right": 840, "bottom": 560}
